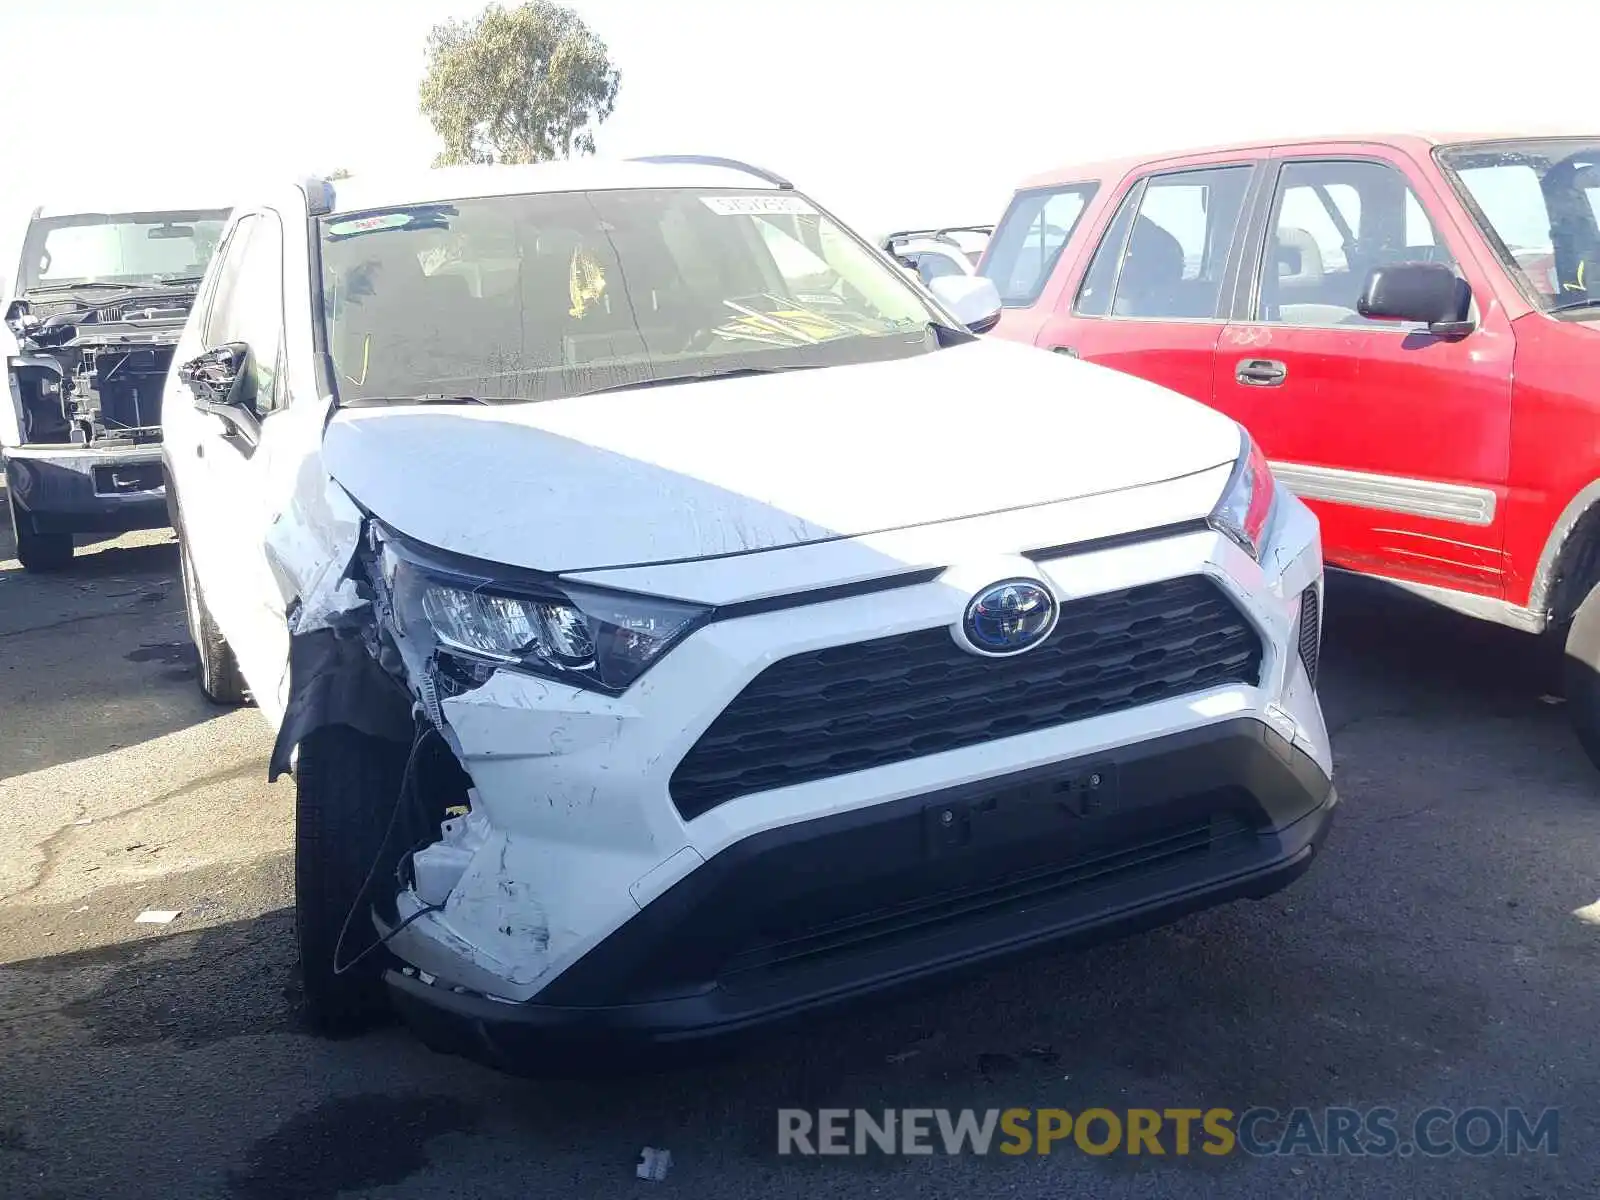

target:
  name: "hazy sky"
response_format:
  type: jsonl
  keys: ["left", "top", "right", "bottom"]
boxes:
{"left": 0, "top": 0, "right": 1593, "bottom": 248}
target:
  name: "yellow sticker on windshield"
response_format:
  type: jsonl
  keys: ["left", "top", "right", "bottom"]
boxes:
{"left": 570, "top": 246, "right": 606, "bottom": 317}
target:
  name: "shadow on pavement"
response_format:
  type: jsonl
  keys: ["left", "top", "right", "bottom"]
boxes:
{"left": 0, "top": 480, "right": 232, "bottom": 781}
{"left": 1318, "top": 570, "right": 1564, "bottom": 719}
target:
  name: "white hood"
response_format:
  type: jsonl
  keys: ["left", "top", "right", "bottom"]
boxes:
{"left": 321, "top": 337, "right": 1242, "bottom": 573}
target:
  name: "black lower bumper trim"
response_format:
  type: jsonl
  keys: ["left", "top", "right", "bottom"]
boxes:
{"left": 5, "top": 454, "right": 167, "bottom": 533}
{"left": 384, "top": 717, "right": 1335, "bottom": 1072}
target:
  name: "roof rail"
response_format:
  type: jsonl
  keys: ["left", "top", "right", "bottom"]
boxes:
{"left": 298, "top": 175, "right": 337, "bottom": 216}
{"left": 628, "top": 154, "right": 793, "bottom": 189}
{"left": 882, "top": 225, "right": 994, "bottom": 248}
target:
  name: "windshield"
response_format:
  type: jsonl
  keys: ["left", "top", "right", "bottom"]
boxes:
{"left": 316, "top": 188, "right": 950, "bottom": 404}
{"left": 1437, "top": 138, "right": 1600, "bottom": 311}
{"left": 18, "top": 209, "right": 229, "bottom": 292}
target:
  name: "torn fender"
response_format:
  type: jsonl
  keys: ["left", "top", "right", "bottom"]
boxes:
{"left": 263, "top": 458, "right": 415, "bottom": 780}
{"left": 263, "top": 454, "right": 366, "bottom": 637}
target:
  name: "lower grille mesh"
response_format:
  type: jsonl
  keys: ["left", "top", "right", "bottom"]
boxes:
{"left": 1298, "top": 584, "right": 1321, "bottom": 686}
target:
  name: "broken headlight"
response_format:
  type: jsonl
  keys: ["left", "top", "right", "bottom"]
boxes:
{"left": 378, "top": 532, "right": 708, "bottom": 693}
{"left": 1208, "top": 428, "right": 1278, "bottom": 562}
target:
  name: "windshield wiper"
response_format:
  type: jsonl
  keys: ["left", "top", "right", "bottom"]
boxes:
{"left": 1549, "top": 296, "right": 1600, "bottom": 315}
{"left": 577, "top": 364, "right": 826, "bottom": 398}
{"left": 25, "top": 281, "right": 165, "bottom": 294}
{"left": 338, "top": 393, "right": 490, "bottom": 408}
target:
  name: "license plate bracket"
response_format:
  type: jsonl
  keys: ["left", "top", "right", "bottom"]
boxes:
{"left": 923, "top": 762, "right": 1122, "bottom": 856}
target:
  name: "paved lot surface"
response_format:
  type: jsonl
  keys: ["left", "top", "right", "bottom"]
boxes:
{"left": 2, "top": 493, "right": 1598, "bottom": 1199}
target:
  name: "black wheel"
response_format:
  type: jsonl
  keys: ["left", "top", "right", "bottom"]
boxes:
{"left": 8, "top": 497, "right": 74, "bottom": 571}
{"left": 1563, "top": 578, "right": 1600, "bottom": 772}
{"left": 293, "top": 724, "right": 406, "bottom": 1035}
{"left": 178, "top": 534, "right": 248, "bottom": 705}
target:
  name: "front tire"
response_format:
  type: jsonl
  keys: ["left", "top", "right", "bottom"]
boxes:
{"left": 1562, "top": 578, "right": 1600, "bottom": 772}
{"left": 178, "top": 535, "right": 248, "bottom": 705}
{"left": 293, "top": 724, "right": 405, "bottom": 1035}
{"left": 8, "top": 497, "right": 74, "bottom": 572}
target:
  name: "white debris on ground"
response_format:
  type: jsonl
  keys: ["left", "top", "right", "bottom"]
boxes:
{"left": 134, "top": 910, "right": 181, "bottom": 924}
{"left": 635, "top": 1147, "right": 672, "bottom": 1181}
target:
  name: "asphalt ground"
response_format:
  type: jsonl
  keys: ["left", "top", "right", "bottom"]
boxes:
{"left": 2, "top": 489, "right": 1596, "bottom": 1199}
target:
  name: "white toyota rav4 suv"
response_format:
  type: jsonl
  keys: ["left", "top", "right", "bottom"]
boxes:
{"left": 162, "top": 156, "right": 1336, "bottom": 1072}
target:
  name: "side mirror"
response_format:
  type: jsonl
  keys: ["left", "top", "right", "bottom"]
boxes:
{"left": 928, "top": 273, "right": 1003, "bottom": 334}
{"left": 179, "top": 342, "right": 249, "bottom": 406}
{"left": 1357, "top": 263, "right": 1475, "bottom": 337}
{"left": 178, "top": 342, "right": 260, "bottom": 443}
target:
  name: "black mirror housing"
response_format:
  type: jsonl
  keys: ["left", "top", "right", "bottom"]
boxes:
{"left": 179, "top": 342, "right": 249, "bottom": 403}
{"left": 179, "top": 342, "right": 260, "bottom": 443}
{"left": 1357, "top": 262, "right": 1474, "bottom": 335}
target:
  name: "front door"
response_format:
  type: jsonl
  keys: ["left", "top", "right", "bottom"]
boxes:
{"left": 1213, "top": 151, "right": 1515, "bottom": 597}
{"left": 172, "top": 209, "right": 303, "bottom": 713}
{"left": 1034, "top": 161, "right": 1262, "bottom": 406}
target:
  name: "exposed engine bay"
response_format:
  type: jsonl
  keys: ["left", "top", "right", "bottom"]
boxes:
{"left": 5, "top": 288, "right": 195, "bottom": 447}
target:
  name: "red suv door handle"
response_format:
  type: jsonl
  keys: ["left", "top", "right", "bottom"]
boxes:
{"left": 1235, "top": 358, "right": 1287, "bottom": 386}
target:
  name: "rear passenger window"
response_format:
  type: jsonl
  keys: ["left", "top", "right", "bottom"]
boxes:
{"left": 1257, "top": 159, "right": 1456, "bottom": 328}
{"left": 980, "top": 182, "right": 1099, "bottom": 306}
{"left": 1075, "top": 165, "right": 1253, "bottom": 321}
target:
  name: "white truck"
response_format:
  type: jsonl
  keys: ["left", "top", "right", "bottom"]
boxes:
{"left": 3, "top": 193, "right": 229, "bottom": 569}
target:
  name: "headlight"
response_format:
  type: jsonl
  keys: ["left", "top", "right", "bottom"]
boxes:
{"left": 378, "top": 531, "right": 707, "bottom": 693}
{"left": 1209, "top": 429, "right": 1278, "bottom": 561}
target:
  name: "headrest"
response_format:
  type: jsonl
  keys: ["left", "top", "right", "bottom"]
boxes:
{"left": 1275, "top": 226, "right": 1323, "bottom": 285}
{"left": 1121, "top": 216, "right": 1185, "bottom": 283}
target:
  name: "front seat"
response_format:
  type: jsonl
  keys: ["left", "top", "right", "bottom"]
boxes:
{"left": 1112, "top": 217, "right": 1186, "bottom": 318}
{"left": 1268, "top": 226, "right": 1358, "bottom": 324}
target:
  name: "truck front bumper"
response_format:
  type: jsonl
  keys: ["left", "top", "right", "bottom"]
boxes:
{"left": 4, "top": 444, "right": 167, "bottom": 534}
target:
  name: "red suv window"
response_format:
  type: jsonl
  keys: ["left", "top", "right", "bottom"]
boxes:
{"left": 981, "top": 182, "right": 1099, "bottom": 306}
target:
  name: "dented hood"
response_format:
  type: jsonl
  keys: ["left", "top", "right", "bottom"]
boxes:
{"left": 320, "top": 337, "right": 1243, "bottom": 573}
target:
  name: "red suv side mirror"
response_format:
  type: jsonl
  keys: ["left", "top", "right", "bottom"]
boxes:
{"left": 1357, "top": 262, "right": 1475, "bottom": 338}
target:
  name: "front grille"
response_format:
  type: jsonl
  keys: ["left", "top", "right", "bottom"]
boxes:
{"left": 1297, "top": 584, "right": 1321, "bottom": 686}
{"left": 670, "top": 575, "right": 1264, "bottom": 818}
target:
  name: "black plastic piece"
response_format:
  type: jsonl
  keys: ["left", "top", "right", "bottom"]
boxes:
{"left": 267, "top": 625, "right": 416, "bottom": 782}
{"left": 1298, "top": 583, "right": 1321, "bottom": 687}
{"left": 1023, "top": 517, "right": 1212, "bottom": 562}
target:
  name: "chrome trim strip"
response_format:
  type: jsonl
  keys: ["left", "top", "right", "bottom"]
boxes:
{"left": 1270, "top": 461, "right": 1496, "bottom": 527}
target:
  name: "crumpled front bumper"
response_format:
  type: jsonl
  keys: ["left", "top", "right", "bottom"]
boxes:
{"left": 383, "top": 716, "right": 1335, "bottom": 1072}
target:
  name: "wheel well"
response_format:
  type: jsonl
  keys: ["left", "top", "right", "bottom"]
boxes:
{"left": 1547, "top": 502, "right": 1600, "bottom": 628}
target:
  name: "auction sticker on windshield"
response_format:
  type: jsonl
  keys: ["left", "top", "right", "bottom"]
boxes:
{"left": 326, "top": 205, "right": 458, "bottom": 240}
{"left": 701, "top": 195, "right": 817, "bottom": 216}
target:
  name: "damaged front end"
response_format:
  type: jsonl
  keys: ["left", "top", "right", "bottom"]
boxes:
{"left": 269, "top": 496, "right": 702, "bottom": 1016}
{"left": 5, "top": 289, "right": 191, "bottom": 450}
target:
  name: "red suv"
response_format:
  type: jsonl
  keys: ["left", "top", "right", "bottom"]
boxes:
{"left": 980, "top": 133, "right": 1600, "bottom": 767}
